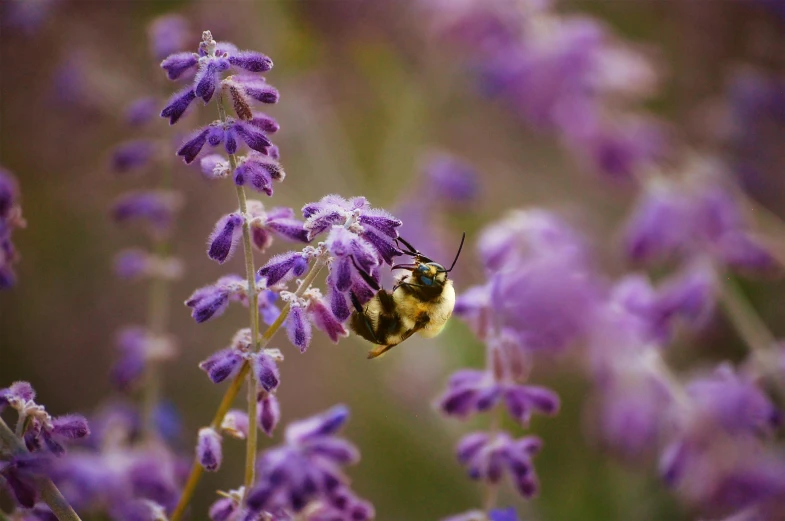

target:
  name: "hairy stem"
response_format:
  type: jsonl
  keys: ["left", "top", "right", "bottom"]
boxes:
{"left": 215, "top": 94, "right": 263, "bottom": 493}
{"left": 0, "top": 418, "right": 82, "bottom": 521}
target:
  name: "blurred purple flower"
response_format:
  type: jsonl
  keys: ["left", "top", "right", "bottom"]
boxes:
{"left": 112, "top": 327, "right": 177, "bottom": 390}
{"left": 111, "top": 140, "right": 158, "bottom": 174}
{"left": 112, "top": 191, "right": 183, "bottom": 235}
{"left": 424, "top": 152, "right": 481, "bottom": 204}
{"left": 0, "top": 168, "right": 24, "bottom": 289}
{"left": 148, "top": 15, "right": 190, "bottom": 61}
{"left": 246, "top": 405, "right": 370, "bottom": 516}
{"left": 456, "top": 431, "right": 542, "bottom": 498}
{"left": 124, "top": 97, "right": 159, "bottom": 127}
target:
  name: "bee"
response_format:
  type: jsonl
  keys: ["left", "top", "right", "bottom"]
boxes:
{"left": 349, "top": 233, "right": 465, "bottom": 359}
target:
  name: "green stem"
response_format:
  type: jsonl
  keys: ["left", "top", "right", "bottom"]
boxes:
{"left": 0, "top": 418, "right": 82, "bottom": 521}
{"left": 169, "top": 255, "right": 328, "bottom": 521}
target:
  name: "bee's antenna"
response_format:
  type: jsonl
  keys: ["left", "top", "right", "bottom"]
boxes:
{"left": 395, "top": 236, "right": 420, "bottom": 256}
{"left": 445, "top": 232, "right": 466, "bottom": 273}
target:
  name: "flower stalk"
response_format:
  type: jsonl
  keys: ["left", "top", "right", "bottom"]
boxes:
{"left": 169, "top": 253, "right": 329, "bottom": 521}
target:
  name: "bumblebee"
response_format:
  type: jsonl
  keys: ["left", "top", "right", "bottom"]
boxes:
{"left": 349, "top": 233, "right": 465, "bottom": 359}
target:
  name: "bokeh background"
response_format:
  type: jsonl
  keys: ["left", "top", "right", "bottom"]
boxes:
{"left": 2, "top": 1, "right": 785, "bottom": 520}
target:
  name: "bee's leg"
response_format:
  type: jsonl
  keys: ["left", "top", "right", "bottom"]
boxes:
{"left": 367, "top": 343, "right": 397, "bottom": 359}
{"left": 349, "top": 256, "right": 380, "bottom": 290}
{"left": 350, "top": 291, "right": 379, "bottom": 344}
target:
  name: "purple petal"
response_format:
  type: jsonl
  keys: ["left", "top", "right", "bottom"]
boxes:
{"left": 308, "top": 297, "right": 348, "bottom": 343}
{"left": 177, "top": 127, "right": 210, "bottom": 164}
{"left": 208, "top": 213, "right": 244, "bottom": 264}
{"left": 209, "top": 497, "right": 237, "bottom": 521}
{"left": 199, "top": 348, "right": 244, "bottom": 383}
{"left": 161, "top": 52, "right": 198, "bottom": 80}
{"left": 268, "top": 218, "right": 309, "bottom": 243}
{"left": 112, "top": 140, "right": 156, "bottom": 173}
{"left": 285, "top": 405, "right": 350, "bottom": 444}
{"left": 197, "top": 427, "right": 223, "bottom": 472}
{"left": 329, "top": 288, "right": 350, "bottom": 322}
{"left": 234, "top": 121, "right": 272, "bottom": 152}
{"left": 229, "top": 51, "right": 273, "bottom": 73}
{"left": 252, "top": 352, "right": 280, "bottom": 392}
{"left": 161, "top": 87, "right": 196, "bottom": 125}
{"left": 358, "top": 209, "right": 402, "bottom": 239}
{"left": 258, "top": 251, "right": 306, "bottom": 286}
{"left": 286, "top": 306, "right": 312, "bottom": 353}
{"left": 51, "top": 415, "right": 90, "bottom": 440}
{"left": 308, "top": 438, "right": 360, "bottom": 465}
{"left": 257, "top": 393, "right": 280, "bottom": 437}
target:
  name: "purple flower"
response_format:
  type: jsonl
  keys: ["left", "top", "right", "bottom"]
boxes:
{"left": 0, "top": 381, "right": 36, "bottom": 413}
{"left": 161, "top": 53, "right": 198, "bottom": 81}
{"left": 252, "top": 350, "right": 281, "bottom": 392}
{"left": 0, "top": 168, "right": 23, "bottom": 289}
{"left": 490, "top": 254, "right": 600, "bottom": 351}
{"left": 200, "top": 154, "right": 231, "bottom": 179}
{"left": 258, "top": 251, "right": 310, "bottom": 287}
{"left": 208, "top": 213, "right": 245, "bottom": 263}
{"left": 302, "top": 195, "right": 402, "bottom": 264}
{"left": 148, "top": 14, "right": 190, "bottom": 61}
{"left": 234, "top": 152, "right": 285, "bottom": 196}
{"left": 112, "top": 191, "right": 183, "bottom": 234}
{"left": 305, "top": 289, "right": 348, "bottom": 343}
{"left": 0, "top": 454, "right": 50, "bottom": 508}
{"left": 161, "top": 31, "right": 272, "bottom": 105}
{"left": 246, "top": 203, "right": 309, "bottom": 252}
{"left": 424, "top": 152, "right": 480, "bottom": 204}
{"left": 176, "top": 119, "right": 273, "bottom": 164}
{"left": 437, "top": 368, "right": 559, "bottom": 426}
{"left": 111, "top": 140, "right": 157, "bottom": 173}
{"left": 197, "top": 428, "right": 222, "bottom": 472}
{"left": 161, "top": 87, "right": 197, "bottom": 125}
{"left": 624, "top": 179, "right": 692, "bottom": 263}
{"left": 686, "top": 364, "right": 778, "bottom": 436}
{"left": 286, "top": 305, "right": 312, "bottom": 353}
{"left": 221, "top": 410, "right": 250, "bottom": 440}
{"left": 489, "top": 508, "right": 519, "bottom": 521}
{"left": 477, "top": 209, "right": 586, "bottom": 274}
{"left": 185, "top": 275, "right": 247, "bottom": 323}
{"left": 125, "top": 96, "right": 158, "bottom": 127}
{"left": 111, "top": 327, "right": 178, "bottom": 390}
{"left": 246, "top": 405, "right": 369, "bottom": 516}
{"left": 456, "top": 431, "right": 542, "bottom": 498}
{"left": 257, "top": 392, "right": 281, "bottom": 437}
{"left": 199, "top": 347, "right": 245, "bottom": 384}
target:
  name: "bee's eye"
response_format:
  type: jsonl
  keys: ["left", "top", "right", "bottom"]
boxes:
{"left": 421, "top": 276, "right": 434, "bottom": 286}
{"left": 418, "top": 264, "right": 429, "bottom": 273}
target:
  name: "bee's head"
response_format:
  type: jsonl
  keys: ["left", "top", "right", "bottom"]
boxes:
{"left": 414, "top": 261, "right": 449, "bottom": 288}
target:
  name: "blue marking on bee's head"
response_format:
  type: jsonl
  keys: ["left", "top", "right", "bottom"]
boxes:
{"left": 421, "top": 276, "right": 433, "bottom": 286}
{"left": 418, "top": 264, "right": 429, "bottom": 273}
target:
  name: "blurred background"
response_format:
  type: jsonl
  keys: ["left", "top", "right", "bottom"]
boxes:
{"left": 1, "top": 1, "right": 785, "bottom": 520}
